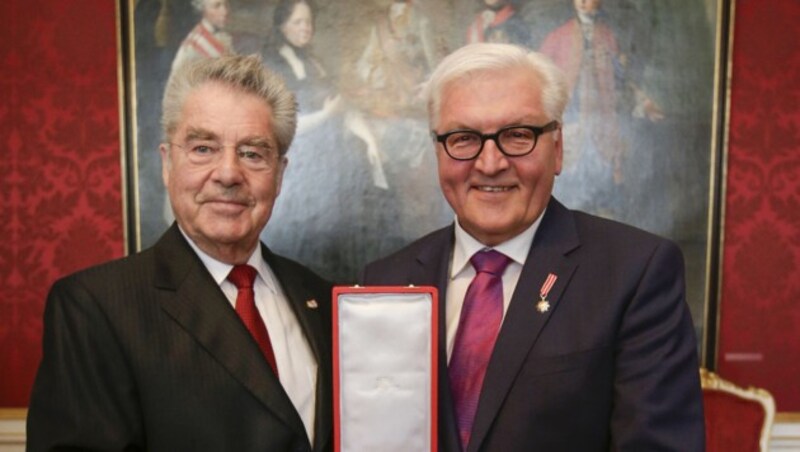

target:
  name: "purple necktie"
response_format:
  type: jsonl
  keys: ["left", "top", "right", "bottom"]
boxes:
{"left": 449, "top": 250, "right": 511, "bottom": 450}
{"left": 228, "top": 264, "right": 279, "bottom": 376}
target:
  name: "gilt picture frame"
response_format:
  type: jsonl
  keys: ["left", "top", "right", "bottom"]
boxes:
{"left": 120, "top": 0, "right": 729, "bottom": 363}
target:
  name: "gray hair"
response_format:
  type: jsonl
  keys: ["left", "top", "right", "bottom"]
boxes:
{"left": 426, "top": 43, "right": 569, "bottom": 127}
{"left": 161, "top": 54, "right": 297, "bottom": 156}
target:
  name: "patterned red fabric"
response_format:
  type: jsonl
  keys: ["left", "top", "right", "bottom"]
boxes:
{"left": 0, "top": 0, "right": 122, "bottom": 407}
{"left": 703, "top": 391, "right": 765, "bottom": 452}
{"left": 719, "top": 0, "right": 800, "bottom": 411}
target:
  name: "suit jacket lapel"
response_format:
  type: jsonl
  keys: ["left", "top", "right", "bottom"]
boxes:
{"left": 153, "top": 225, "right": 308, "bottom": 441}
{"left": 262, "top": 245, "right": 332, "bottom": 452}
{"left": 468, "top": 199, "right": 581, "bottom": 452}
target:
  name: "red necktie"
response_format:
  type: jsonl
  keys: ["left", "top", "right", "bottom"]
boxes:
{"left": 228, "top": 264, "right": 279, "bottom": 376}
{"left": 449, "top": 250, "right": 511, "bottom": 450}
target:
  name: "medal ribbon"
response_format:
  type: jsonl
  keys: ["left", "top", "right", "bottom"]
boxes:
{"left": 540, "top": 273, "right": 557, "bottom": 300}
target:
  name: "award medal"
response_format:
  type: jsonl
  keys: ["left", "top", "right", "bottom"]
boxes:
{"left": 536, "top": 273, "right": 558, "bottom": 313}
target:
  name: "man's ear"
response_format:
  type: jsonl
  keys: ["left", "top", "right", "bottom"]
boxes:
{"left": 160, "top": 143, "right": 171, "bottom": 189}
{"left": 274, "top": 156, "right": 288, "bottom": 197}
{"left": 554, "top": 127, "right": 563, "bottom": 175}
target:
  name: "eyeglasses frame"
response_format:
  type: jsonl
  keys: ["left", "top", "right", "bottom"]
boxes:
{"left": 167, "top": 140, "right": 280, "bottom": 171}
{"left": 431, "top": 120, "right": 560, "bottom": 161}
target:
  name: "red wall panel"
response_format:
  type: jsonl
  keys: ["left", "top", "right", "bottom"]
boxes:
{"left": 0, "top": 0, "right": 123, "bottom": 407}
{"left": 719, "top": 0, "right": 800, "bottom": 411}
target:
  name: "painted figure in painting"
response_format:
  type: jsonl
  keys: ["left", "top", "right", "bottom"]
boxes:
{"left": 354, "top": 0, "right": 439, "bottom": 117}
{"left": 259, "top": 0, "right": 389, "bottom": 282}
{"left": 319, "top": 0, "right": 452, "bottom": 279}
{"left": 168, "top": 0, "right": 233, "bottom": 77}
{"left": 262, "top": 0, "right": 341, "bottom": 137}
{"left": 261, "top": 0, "right": 386, "bottom": 188}
{"left": 540, "top": 0, "right": 662, "bottom": 218}
{"left": 466, "top": 0, "right": 532, "bottom": 47}
{"left": 352, "top": 2, "right": 447, "bottom": 184}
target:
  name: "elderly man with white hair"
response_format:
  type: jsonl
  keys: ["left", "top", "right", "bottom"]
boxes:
{"left": 362, "top": 42, "right": 704, "bottom": 451}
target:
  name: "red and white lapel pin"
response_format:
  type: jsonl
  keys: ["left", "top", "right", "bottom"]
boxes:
{"left": 536, "top": 273, "right": 558, "bottom": 313}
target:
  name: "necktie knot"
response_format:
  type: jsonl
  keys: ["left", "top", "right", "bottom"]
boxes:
{"left": 228, "top": 264, "right": 257, "bottom": 290}
{"left": 470, "top": 250, "right": 510, "bottom": 276}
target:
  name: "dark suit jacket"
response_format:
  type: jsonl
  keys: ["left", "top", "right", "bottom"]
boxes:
{"left": 362, "top": 198, "right": 705, "bottom": 452}
{"left": 28, "top": 224, "right": 333, "bottom": 452}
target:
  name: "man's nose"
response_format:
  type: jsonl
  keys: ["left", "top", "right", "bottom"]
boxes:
{"left": 474, "top": 139, "right": 509, "bottom": 174}
{"left": 212, "top": 148, "right": 245, "bottom": 184}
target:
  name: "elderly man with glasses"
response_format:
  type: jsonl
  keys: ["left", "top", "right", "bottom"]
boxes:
{"left": 28, "top": 55, "right": 332, "bottom": 452}
{"left": 362, "top": 43, "right": 704, "bottom": 451}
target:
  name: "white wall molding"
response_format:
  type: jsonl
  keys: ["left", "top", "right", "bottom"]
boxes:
{"left": 771, "top": 419, "right": 800, "bottom": 451}
{"left": 2, "top": 415, "right": 799, "bottom": 451}
{"left": 0, "top": 415, "right": 24, "bottom": 452}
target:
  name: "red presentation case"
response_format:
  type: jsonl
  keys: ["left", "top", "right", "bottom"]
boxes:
{"left": 332, "top": 285, "right": 438, "bottom": 452}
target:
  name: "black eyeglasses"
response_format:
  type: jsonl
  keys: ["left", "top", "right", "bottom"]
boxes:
{"left": 431, "top": 120, "right": 560, "bottom": 161}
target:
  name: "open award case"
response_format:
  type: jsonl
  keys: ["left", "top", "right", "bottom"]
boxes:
{"left": 332, "top": 286, "right": 438, "bottom": 452}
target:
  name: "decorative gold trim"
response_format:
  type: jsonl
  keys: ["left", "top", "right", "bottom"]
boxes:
{"left": 129, "top": 0, "right": 143, "bottom": 253}
{"left": 0, "top": 409, "right": 26, "bottom": 420}
{"left": 700, "top": 368, "right": 775, "bottom": 452}
{"left": 776, "top": 413, "right": 800, "bottom": 423}
{"left": 116, "top": 0, "right": 129, "bottom": 256}
{"left": 717, "top": 0, "right": 736, "bottom": 371}
{"left": 122, "top": 0, "right": 143, "bottom": 253}
{"left": 701, "top": 0, "right": 735, "bottom": 368}
{"left": 131, "top": 0, "right": 143, "bottom": 253}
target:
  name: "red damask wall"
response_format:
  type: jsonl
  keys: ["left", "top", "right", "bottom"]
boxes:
{"left": 1, "top": 0, "right": 798, "bottom": 412}
{"left": 718, "top": 0, "right": 800, "bottom": 411}
{"left": 0, "top": 0, "right": 123, "bottom": 407}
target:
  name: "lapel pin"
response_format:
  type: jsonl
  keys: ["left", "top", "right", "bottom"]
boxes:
{"left": 306, "top": 299, "right": 318, "bottom": 309}
{"left": 536, "top": 273, "right": 558, "bottom": 314}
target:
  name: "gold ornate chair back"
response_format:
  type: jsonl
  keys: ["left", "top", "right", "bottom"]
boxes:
{"left": 700, "top": 368, "right": 776, "bottom": 452}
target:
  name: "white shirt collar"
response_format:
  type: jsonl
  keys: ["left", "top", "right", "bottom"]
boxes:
{"left": 450, "top": 209, "right": 546, "bottom": 279}
{"left": 178, "top": 226, "right": 277, "bottom": 294}
{"left": 278, "top": 44, "right": 308, "bottom": 80}
{"left": 577, "top": 11, "right": 597, "bottom": 25}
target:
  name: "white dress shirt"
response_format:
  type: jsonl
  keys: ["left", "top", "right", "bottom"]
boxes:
{"left": 181, "top": 229, "right": 317, "bottom": 444}
{"left": 445, "top": 212, "right": 545, "bottom": 362}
